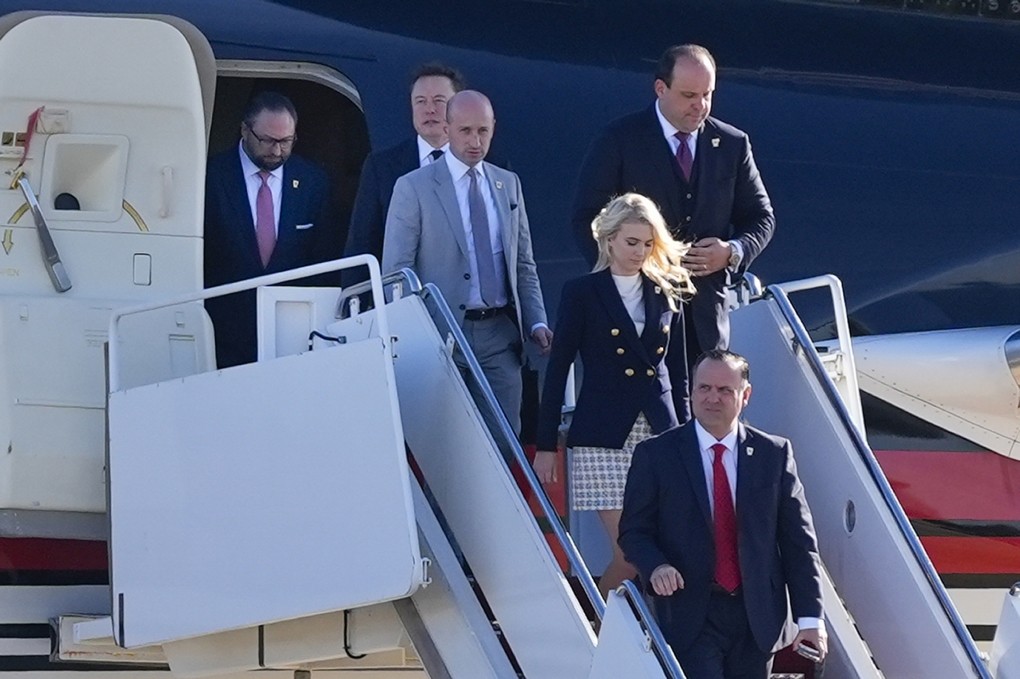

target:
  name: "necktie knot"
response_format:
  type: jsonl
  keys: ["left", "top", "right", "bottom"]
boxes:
{"left": 674, "top": 131, "right": 690, "bottom": 142}
{"left": 429, "top": 149, "right": 445, "bottom": 161}
{"left": 257, "top": 170, "right": 271, "bottom": 185}
{"left": 674, "top": 132, "right": 693, "bottom": 182}
{"left": 711, "top": 442, "right": 727, "bottom": 462}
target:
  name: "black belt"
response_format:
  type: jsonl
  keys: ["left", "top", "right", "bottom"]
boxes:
{"left": 463, "top": 306, "right": 509, "bottom": 321}
{"left": 709, "top": 582, "right": 742, "bottom": 597}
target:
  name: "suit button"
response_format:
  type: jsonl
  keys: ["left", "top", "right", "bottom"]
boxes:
{"left": 459, "top": 304, "right": 466, "bottom": 310}
{"left": 685, "top": 215, "right": 692, "bottom": 222}
{"left": 686, "top": 193, "right": 693, "bottom": 199}
{"left": 662, "top": 325, "right": 669, "bottom": 334}
{"left": 616, "top": 348, "right": 625, "bottom": 355}
{"left": 657, "top": 346, "right": 664, "bottom": 355}
{"left": 646, "top": 368, "right": 655, "bottom": 377}
{"left": 611, "top": 328, "right": 620, "bottom": 336}
{"left": 464, "top": 273, "right": 471, "bottom": 280}
{"left": 624, "top": 368, "right": 634, "bottom": 377}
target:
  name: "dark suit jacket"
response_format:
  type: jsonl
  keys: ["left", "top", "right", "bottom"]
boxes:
{"left": 204, "top": 148, "right": 332, "bottom": 368}
{"left": 618, "top": 422, "right": 823, "bottom": 656}
{"left": 536, "top": 269, "right": 689, "bottom": 451}
{"left": 572, "top": 106, "right": 775, "bottom": 354}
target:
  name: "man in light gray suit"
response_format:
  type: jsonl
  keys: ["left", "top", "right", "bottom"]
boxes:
{"left": 383, "top": 90, "right": 552, "bottom": 434}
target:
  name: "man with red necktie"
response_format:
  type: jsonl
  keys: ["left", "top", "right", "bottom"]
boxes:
{"left": 619, "top": 349, "right": 825, "bottom": 678}
{"left": 204, "top": 91, "right": 334, "bottom": 368}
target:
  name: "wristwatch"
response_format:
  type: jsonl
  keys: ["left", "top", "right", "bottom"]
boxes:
{"left": 727, "top": 242, "right": 741, "bottom": 270}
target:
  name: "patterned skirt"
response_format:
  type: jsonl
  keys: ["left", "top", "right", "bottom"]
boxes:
{"left": 570, "top": 413, "right": 653, "bottom": 511}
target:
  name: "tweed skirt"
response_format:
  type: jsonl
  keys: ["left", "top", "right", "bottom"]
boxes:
{"left": 570, "top": 413, "right": 652, "bottom": 511}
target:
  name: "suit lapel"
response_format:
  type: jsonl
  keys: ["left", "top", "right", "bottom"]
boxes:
{"left": 432, "top": 161, "right": 470, "bottom": 260}
{"left": 644, "top": 105, "right": 684, "bottom": 225}
{"left": 226, "top": 153, "right": 261, "bottom": 267}
{"left": 679, "top": 424, "right": 713, "bottom": 531}
{"left": 692, "top": 118, "right": 722, "bottom": 231}
{"left": 594, "top": 269, "right": 649, "bottom": 361}
{"left": 486, "top": 162, "right": 515, "bottom": 263}
{"left": 735, "top": 423, "right": 752, "bottom": 520}
{"left": 272, "top": 163, "right": 299, "bottom": 266}
{"left": 639, "top": 275, "right": 666, "bottom": 359}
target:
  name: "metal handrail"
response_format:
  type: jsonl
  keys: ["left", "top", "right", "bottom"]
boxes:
{"left": 334, "top": 267, "right": 424, "bottom": 317}
{"left": 616, "top": 580, "right": 686, "bottom": 678}
{"left": 107, "top": 255, "right": 389, "bottom": 393}
{"left": 416, "top": 282, "right": 607, "bottom": 622}
{"left": 766, "top": 284, "right": 992, "bottom": 679}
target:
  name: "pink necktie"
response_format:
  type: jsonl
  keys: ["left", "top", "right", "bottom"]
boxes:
{"left": 255, "top": 171, "right": 275, "bottom": 267}
{"left": 675, "top": 131, "right": 693, "bottom": 182}
{"left": 711, "top": 443, "right": 741, "bottom": 592}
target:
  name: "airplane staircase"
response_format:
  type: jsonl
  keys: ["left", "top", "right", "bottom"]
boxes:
{"left": 84, "top": 259, "right": 685, "bottom": 678}
{"left": 729, "top": 275, "right": 993, "bottom": 679}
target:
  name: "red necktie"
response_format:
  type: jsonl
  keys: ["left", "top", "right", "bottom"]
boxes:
{"left": 675, "top": 131, "right": 693, "bottom": 182}
{"left": 255, "top": 170, "right": 276, "bottom": 268}
{"left": 711, "top": 442, "right": 741, "bottom": 592}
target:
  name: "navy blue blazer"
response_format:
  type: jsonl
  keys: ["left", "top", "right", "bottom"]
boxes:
{"left": 536, "top": 269, "right": 689, "bottom": 452}
{"left": 618, "top": 422, "right": 823, "bottom": 656}
{"left": 203, "top": 148, "right": 332, "bottom": 368}
{"left": 571, "top": 106, "right": 775, "bottom": 354}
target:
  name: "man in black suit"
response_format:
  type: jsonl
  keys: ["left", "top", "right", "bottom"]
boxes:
{"left": 619, "top": 350, "right": 825, "bottom": 678}
{"left": 204, "top": 91, "right": 333, "bottom": 368}
{"left": 572, "top": 45, "right": 775, "bottom": 359}
{"left": 342, "top": 62, "right": 466, "bottom": 286}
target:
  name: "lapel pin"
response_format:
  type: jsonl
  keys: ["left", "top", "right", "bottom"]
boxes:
{"left": 712, "top": 137, "right": 721, "bottom": 148}
{"left": 746, "top": 446, "right": 754, "bottom": 456}
{"left": 654, "top": 286, "right": 661, "bottom": 294}
{"left": 292, "top": 179, "right": 299, "bottom": 188}
{"left": 495, "top": 180, "right": 504, "bottom": 190}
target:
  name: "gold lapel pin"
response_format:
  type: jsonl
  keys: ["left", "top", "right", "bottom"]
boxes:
{"left": 711, "top": 137, "right": 721, "bottom": 148}
{"left": 292, "top": 179, "right": 300, "bottom": 188}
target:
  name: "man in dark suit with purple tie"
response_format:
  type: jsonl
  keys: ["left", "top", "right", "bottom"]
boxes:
{"left": 204, "top": 92, "right": 333, "bottom": 368}
{"left": 572, "top": 45, "right": 775, "bottom": 361}
{"left": 619, "top": 350, "right": 826, "bottom": 678}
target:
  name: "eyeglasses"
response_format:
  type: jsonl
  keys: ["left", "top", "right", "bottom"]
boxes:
{"left": 246, "top": 126, "right": 297, "bottom": 150}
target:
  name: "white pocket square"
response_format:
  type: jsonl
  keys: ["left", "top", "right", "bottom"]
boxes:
{"left": 295, "top": 223, "right": 314, "bottom": 230}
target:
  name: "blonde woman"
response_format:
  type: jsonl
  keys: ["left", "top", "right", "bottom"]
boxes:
{"left": 534, "top": 192, "right": 694, "bottom": 598}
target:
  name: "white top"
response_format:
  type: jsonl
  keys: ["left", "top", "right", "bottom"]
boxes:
{"left": 417, "top": 136, "right": 449, "bottom": 167}
{"left": 238, "top": 141, "right": 282, "bottom": 236}
{"left": 444, "top": 152, "right": 508, "bottom": 309}
{"left": 612, "top": 272, "right": 645, "bottom": 336}
{"left": 693, "top": 419, "right": 822, "bottom": 632}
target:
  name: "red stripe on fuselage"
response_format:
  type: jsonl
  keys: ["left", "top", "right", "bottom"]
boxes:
{"left": 875, "top": 449, "right": 1020, "bottom": 521}
{"left": 921, "top": 536, "right": 1020, "bottom": 574}
{"left": 0, "top": 537, "right": 107, "bottom": 571}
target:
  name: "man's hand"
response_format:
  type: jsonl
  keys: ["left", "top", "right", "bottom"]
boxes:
{"left": 684, "top": 237, "right": 730, "bottom": 277}
{"left": 650, "top": 564, "right": 685, "bottom": 596}
{"left": 533, "top": 450, "right": 557, "bottom": 484}
{"left": 791, "top": 627, "right": 828, "bottom": 663}
{"left": 531, "top": 326, "right": 553, "bottom": 355}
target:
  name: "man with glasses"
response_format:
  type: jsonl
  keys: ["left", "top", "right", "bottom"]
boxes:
{"left": 204, "top": 91, "right": 333, "bottom": 368}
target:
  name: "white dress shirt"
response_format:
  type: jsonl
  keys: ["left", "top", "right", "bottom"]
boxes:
{"left": 444, "top": 152, "right": 508, "bottom": 310}
{"left": 612, "top": 272, "right": 645, "bottom": 336}
{"left": 238, "top": 142, "right": 282, "bottom": 236}
{"left": 693, "top": 419, "right": 822, "bottom": 632}
{"left": 417, "top": 136, "right": 449, "bottom": 168}
{"left": 654, "top": 101, "right": 743, "bottom": 269}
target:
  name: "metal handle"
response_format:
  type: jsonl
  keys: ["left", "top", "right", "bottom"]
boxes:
{"left": 15, "top": 174, "right": 71, "bottom": 292}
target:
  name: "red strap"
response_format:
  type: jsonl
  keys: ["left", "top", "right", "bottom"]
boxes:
{"left": 15, "top": 106, "right": 44, "bottom": 172}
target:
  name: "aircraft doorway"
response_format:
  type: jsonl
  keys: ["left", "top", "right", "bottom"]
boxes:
{"left": 208, "top": 61, "right": 370, "bottom": 256}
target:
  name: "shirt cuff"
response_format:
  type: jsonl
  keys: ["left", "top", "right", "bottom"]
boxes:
{"left": 726, "top": 240, "right": 744, "bottom": 271}
{"left": 797, "top": 617, "right": 824, "bottom": 631}
{"left": 530, "top": 322, "right": 549, "bottom": 335}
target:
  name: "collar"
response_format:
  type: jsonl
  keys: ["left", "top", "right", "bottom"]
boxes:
{"left": 238, "top": 141, "right": 283, "bottom": 181}
{"left": 654, "top": 100, "right": 700, "bottom": 145}
{"left": 694, "top": 419, "right": 738, "bottom": 455}
{"left": 417, "top": 135, "right": 449, "bottom": 163}
{"left": 444, "top": 150, "right": 483, "bottom": 182}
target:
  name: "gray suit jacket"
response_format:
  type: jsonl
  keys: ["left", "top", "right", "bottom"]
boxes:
{"left": 382, "top": 159, "right": 547, "bottom": 338}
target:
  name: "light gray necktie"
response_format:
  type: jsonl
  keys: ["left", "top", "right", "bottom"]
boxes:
{"left": 468, "top": 168, "right": 499, "bottom": 306}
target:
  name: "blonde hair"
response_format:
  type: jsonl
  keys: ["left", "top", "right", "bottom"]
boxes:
{"left": 591, "top": 193, "right": 695, "bottom": 311}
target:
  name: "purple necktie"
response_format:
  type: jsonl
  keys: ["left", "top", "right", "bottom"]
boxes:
{"left": 712, "top": 443, "right": 741, "bottom": 592}
{"left": 675, "top": 131, "right": 693, "bottom": 183}
{"left": 255, "top": 170, "right": 276, "bottom": 268}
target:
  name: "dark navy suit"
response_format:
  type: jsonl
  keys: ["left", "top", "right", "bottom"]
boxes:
{"left": 618, "top": 422, "right": 823, "bottom": 670}
{"left": 536, "top": 269, "right": 689, "bottom": 452}
{"left": 572, "top": 107, "right": 774, "bottom": 356}
{"left": 204, "top": 148, "right": 332, "bottom": 368}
